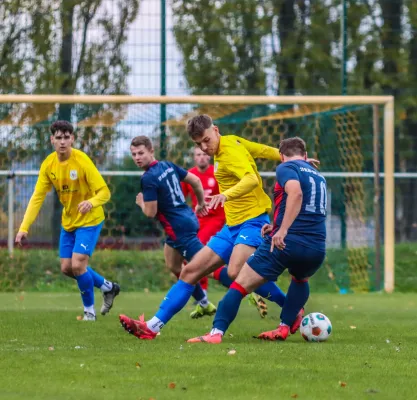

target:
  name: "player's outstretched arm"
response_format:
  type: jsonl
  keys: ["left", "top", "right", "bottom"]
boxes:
{"left": 270, "top": 180, "right": 303, "bottom": 251}
{"left": 183, "top": 172, "right": 208, "bottom": 216}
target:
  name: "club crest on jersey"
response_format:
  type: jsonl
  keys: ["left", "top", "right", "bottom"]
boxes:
{"left": 208, "top": 178, "right": 216, "bottom": 187}
{"left": 214, "top": 162, "right": 219, "bottom": 172}
{"left": 70, "top": 170, "right": 78, "bottom": 180}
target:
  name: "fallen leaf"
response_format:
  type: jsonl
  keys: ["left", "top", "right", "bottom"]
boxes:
{"left": 229, "top": 333, "right": 234, "bottom": 338}
{"left": 291, "top": 394, "right": 298, "bottom": 398}
{"left": 135, "top": 362, "right": 141, "bottom": 369}
{"left": 168, "top": 382, "right": 176, "bottom": 389}
{"left": 339, "top": 381, "right": 347, "bottom": 387}
{"left": 386, "top": 339, "right": 390, "bottom": 344}
{"left": 348, "top": 306, "right": 354, "bottom": 310}
{"left": 76, "top": 315, "right": 83, "bottom": 321}
{"left": 395, "top": 347, "right": 400, "bottom": 352}
{"left": 74, "top": 346, "right": 81, "bottom": 349}
{"left": 350, "top": 326, "right": 357, "bottom": 329}
{"left": 227, "top": 349, "right": 237, "bottom": 355}
{"left": 48, "top": 346, "right": 54, "bottom": 351}
{"left": 80, "top": 364, "right": 84, "bottom": 368}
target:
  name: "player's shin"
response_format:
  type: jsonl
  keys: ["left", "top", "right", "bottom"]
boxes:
{"left": 212, "top": 282, "right": 248, "bottom": 335}
{"left": 255, "top": 281, "right": 286, "bottom": 307}
{"left": 147, "top": 280, "right": 195, "bottom": 332}
{"left": 280, "top": 277, "right": 309, "bottom": 326}
{"left": 75, "top": 271, "right": 95, "bottom": 315}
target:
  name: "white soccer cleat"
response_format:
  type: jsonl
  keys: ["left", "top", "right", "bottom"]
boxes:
{"left": 83, "top": 312, "right": 97, "bottom": 321}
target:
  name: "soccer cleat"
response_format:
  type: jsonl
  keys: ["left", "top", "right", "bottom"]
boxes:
{"left": 248, "top": 293, "right": 268, "bottom": 318}
{"left": 190, "top": 302, "right": 217, "bottom": 319}
{"left": 257, "top": 324, "right": 290, "bottom": 341}
{"left": 290, "top": 308, "right": 305, "bottom": 334}
{"left": 187, "top": 333, "right": 223, "bottom": 344}
{"left": 101, "top": 283, "right": 120, "bottom": 315}
{"left": 82, "top": 312, "right": 96, "bottom": 321}
{"left": 119, "top": 314, "right": 157, "bottom": 340}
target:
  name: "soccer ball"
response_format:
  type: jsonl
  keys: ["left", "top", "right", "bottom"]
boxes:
{"left": 300, "top": 312, "right": 332, "bottom": 342}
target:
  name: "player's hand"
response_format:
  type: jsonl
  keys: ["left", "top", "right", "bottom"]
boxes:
{"left": 270, "top": 228, "right": 287, "bottom": 252}
{"left": 261, "top": 224, "right": 273, "bottom": 237}
{"left": 78, "top": 200, "right": 93, "bottom": 214}
{"left": 136, "top": 192, "right": 144, "bottom": 208}
{"left": 195, "top": 203, "right": 209, "bottom": 217}
{"left": 307, "top": 158, "right": 320, "bottom": 169}
{"left": 208, "top": 194, "right": 227, "bottom": 210}
{"left": 15, "top": 231, "right": 28, "bottom": 246}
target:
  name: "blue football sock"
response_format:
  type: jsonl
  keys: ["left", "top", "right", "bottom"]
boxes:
{"left": 75, "top": 271, "right": 95, "bottom": 308}
{"left": 281, "top": 279, "right": 310, "bottom": 326}
{"left": 87, "top": 266, "right": 105, "bottom": 288}
{"left": 155, "top": 280, "right": 195, "bottom": 324}
{"left": 213, "top": 283, "right": 246, "bottom": 333}
{"left": 192, "top": 283, "right": 206, "bottom": 302}
{"left": 255, "top": 281, "right": 286, "bottom": 307}
{"left": 213, "top": 266, "right": 233, "bottom": 288}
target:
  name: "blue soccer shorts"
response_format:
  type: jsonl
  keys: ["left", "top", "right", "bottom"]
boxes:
{"left": 165, "top": 233, "right": 204, "bottom": 262}
{"left": 207, "top": 213, "right": 270, "bottom": 265}
{"left": 59, "top": 221, "right": 104, "bottom": 259}
{"left": 247, "top": 234, "right": 326, "bottom": 281}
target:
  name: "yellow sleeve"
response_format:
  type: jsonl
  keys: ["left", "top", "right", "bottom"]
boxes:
{"left": 19, "top": 160, "right": 53, "bottom": 233}
{"left": 235, "top": 136, "right": 281, "bottom": 161}
{"left": 89, "top": 185, "right": 111, "bottom": 208}
{"left": 82, "top": 155, "right": 108, "bottom": 192}
{"left": 223, "top": 173, "right": 259, "bottom": 200}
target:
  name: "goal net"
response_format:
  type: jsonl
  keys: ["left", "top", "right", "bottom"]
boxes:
{"left": 0, "top": 95, "right": 394, "bottom": 293}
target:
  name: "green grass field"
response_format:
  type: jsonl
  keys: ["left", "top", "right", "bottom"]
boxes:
{"left": 0, "top": 292, "right": 416, "bottom": 400}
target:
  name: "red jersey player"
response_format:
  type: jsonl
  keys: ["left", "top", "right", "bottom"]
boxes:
{"left": 182, "top": 147, "right": 226, "bottom": 318}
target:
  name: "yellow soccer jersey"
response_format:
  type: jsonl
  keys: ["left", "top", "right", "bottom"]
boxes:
{"left": 19, "top": 148, "right": 110, "bottom": 233}
{"left": 214, "top": 135, "right": 281, "bottom": 226}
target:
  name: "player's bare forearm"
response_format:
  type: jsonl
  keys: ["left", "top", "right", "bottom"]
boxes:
{"left": 183, "top": 172, "right": 205, "bottom": 206}
{"left": 280, "top": 191, "right": 303, "bottom": 232}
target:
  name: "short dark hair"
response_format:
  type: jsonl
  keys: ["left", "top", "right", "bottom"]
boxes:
{"left": 279, "top": 137, "right": 307, "bottom": 157}
{"left": 187, "top": 114, "right": 213, "bottom": 139}
{"left": 131, "top": 135, "right": 153, "bottom": 151}
{"left": 50, "top": 120, "right": 74, "bottom": 135}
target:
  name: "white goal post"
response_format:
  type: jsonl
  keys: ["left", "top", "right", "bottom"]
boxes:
{"left": 0, "top": 94, "right": 395, "bottom": 292}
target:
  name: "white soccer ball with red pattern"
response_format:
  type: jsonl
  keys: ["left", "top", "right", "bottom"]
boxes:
{"left": 300, "top": 312, "right": 332, "bottom": 342}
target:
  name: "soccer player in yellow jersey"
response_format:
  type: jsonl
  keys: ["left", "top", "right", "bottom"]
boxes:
{"left": 119, "top": 114, "right": 320, "bottom": 340}
{"left": 15, "top": 121, "right": 120, "bottom": 321}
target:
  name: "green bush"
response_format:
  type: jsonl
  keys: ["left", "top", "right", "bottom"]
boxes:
{"left": 0, "top": 243, "right": 416, "bottom": 292}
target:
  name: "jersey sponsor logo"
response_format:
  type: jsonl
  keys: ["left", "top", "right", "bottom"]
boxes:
{"left": 70, "top": 170, "right": 78, "bottom": 180}
{"left": 214, "top": 162, "right": 219, "bottom": 172}
{"left": 208, "top": 178, "right": 216, "bottom": 187}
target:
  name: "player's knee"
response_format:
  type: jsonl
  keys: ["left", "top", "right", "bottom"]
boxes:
{"left": 179, "top": 263, "right": 198, "bottom": 284}
{"left": 60, "top": 260, "right": 73, "bottom": 277}
{"left": 71, "top": 254, "right": 89, "bottom": 276}
{"left": 227, "top": 267, "right": 239, "bottom": 281}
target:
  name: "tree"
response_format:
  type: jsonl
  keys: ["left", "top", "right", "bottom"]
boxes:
{"left": 0, "top": 0, "right": 140, "bottom": 245}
